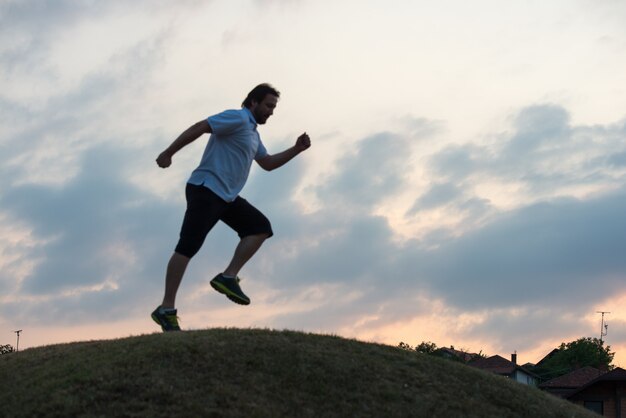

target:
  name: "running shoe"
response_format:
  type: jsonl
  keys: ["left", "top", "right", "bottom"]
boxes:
{"left": 151, "top": 306, "right": 181, "bottom": 331}
{"left": 210, "top": 274, "right": 250, "bottom": 305}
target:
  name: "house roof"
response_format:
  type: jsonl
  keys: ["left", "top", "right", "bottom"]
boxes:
{"left": 587, "top": 367, "right": 626, "bottom": 382}
{"left": 469, "top": 355, "right": 540, "bottom": 379}
{"left": 567, "top": 367, "right": 626, "bottom": 399}
{"left": 470, "top": 355, "right": 516, "bottom": 374}
{"left": 535, "top": 348, "right": 561, "bottom": 368}
{"left": 539, "top": 367, "right": 604, "bottom": 389}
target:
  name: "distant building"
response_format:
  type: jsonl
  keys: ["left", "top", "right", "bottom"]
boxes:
{"left": 566, "top": 367, "right": 626, "bottom": 417}
{"left": 534, "top": 348, "right": 560, "bottom": 369}
{"left": 469, "top": 354, "right": 539, "bottom": 386}
{"left": 539, "top": 366, "right": 604, "bottom": 398}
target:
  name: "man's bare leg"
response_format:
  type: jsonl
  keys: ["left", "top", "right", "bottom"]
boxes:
{"left": 161, "top": 252, "right": 190, "bottom": 309}
{"left": 223, "top": 233, "right": 269, "bottom": 277}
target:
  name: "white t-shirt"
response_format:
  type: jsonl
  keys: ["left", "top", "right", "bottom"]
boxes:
{"left": 187, "top": 107, "right": 268, "bottom": 201}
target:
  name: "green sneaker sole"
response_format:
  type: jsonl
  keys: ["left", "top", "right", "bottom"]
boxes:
{"left": 210, "top": 280, "right": 250, "bottom": 305}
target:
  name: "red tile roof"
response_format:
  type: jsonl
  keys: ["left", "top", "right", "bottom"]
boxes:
{"left": 588, "top": 367, "right": 626, "bottom": 382}
{"left": 540, "top": 367, "right": 604, "bottom": 389}
{"left": 567, "top": 367, "right": 626, "bottom": 399}
{"left": 469, "top": 355, "right": 517, "bottom": 375}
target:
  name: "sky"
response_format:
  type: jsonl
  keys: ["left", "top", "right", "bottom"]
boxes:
{"left": 1, "top": 0, "right": 625, "bottom": 368}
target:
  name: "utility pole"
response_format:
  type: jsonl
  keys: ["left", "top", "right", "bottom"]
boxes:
{"left": 597, "top": 312, "right": 610, "bottom": 344}
{"left": 13, "top": 330, "right": 22, "bottom": 352}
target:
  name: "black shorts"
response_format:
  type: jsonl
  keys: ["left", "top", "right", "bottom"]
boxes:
{"left": 175, "top": 183, "right": 273, "bottom": 258}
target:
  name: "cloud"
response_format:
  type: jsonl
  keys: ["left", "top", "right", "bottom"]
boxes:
{"left": 607, "top": 151, "right": 626, "bottom": 168}
{"left": 0, "top": 0, "right": 181, "bottom": 113}
{"left": 414, "top": 191, "right": 626, "bottom": 309}
{"left": 606, "top": 319, "right": 626, "bottom": 346}
{"left": 427, "top": 105, "right": 626, "bottom": 200}
{"left": 0, "top": 1, "right": 88, "bottom": 69}
{"left": 0, "top": 25, "right": 169, "bottom": 190}
{"left": 315, "top": 132, "right": 414, "bottom": 210}
{"left": 455, "top": 307, "right": 590, "bottom": 355}
{"left": 0, "top": 144, "right": 181, "bottom": 323}
{"left": 503, "top": 104, "right": 571, "bottom": 158}
{"left": 428, "top": 144, "right": 483, "bottom": 183}
{"left": 408, "top": 182, "right": 463, "bottom": 212}
{"left": 0, "top": 13, "right": 199, "bottom": 322}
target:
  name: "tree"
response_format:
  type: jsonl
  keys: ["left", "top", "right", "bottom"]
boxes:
{"left": 415, "top": 341, "right": 438, "bottom": 354}
{"left": 398, "top": 341, "right": 438, "bottom": 354}
{"left": 0, "top": 344, "right": 15, "bottom": 355}
{"left": 398, "top": 341, "right": 484, "bottom": 363}
{"left": 398, "top": 342, "right": 411, "bottom": 351}
{"left": 533, "top": 337, "right": 615, "bottom": 381}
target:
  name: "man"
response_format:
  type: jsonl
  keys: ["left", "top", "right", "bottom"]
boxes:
{"left": 151, "top": 83, "right": 311, "bottom": 332}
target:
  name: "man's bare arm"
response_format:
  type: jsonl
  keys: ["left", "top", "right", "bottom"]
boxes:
{"left": 256, "top": 132, "right": 311, "bottom": 171}
{"left": 156, "top": 120, "right": 212, "bottom": 168}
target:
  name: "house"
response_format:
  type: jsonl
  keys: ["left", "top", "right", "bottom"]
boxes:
{"left": 566, "top": 367, "right": 626, "bottom": 417}
{"left": 539, "top": 366, "right": 605, "bottom": 398}
{"left": 534, "top": 348, "right": 561, "bottom": 368}
{"left": 469, "top": 354, "right": 539, "bottom": 386}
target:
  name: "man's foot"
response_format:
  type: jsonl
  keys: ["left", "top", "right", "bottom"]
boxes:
{"left": 151, "top": 306, "right": 181, "bottom": 331}
{"left": 210, "top": 274, "right": 250, "bottom": 305}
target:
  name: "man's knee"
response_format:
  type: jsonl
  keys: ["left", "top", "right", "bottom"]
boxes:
{"left": 243, "top": 232, "right": 271, "bottom": 241}
{"left": 257, "top": 232, "right": 272, "bottom": 240}
{"left": 238, "top": 219, "right": 273, "bottom": 240}
{"left": 174, "top": 238, "right": 203, "bottom": 258}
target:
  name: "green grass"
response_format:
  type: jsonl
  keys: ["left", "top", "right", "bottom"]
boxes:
{"left": 0, "top": 328, "right": 597, "bottom": 417}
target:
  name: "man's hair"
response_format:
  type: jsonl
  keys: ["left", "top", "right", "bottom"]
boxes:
{"left": 242, "top": 83, "right": 280, "bottom": 108}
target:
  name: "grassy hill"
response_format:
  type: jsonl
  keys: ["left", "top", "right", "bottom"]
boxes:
{"left": 0, "top": 329, "right": 597, "bottom": 418}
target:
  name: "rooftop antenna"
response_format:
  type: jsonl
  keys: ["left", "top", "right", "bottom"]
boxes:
{"left": 597, "top": 311, "right": 610, "bottom": 344}
{"left": 13, "top": 330, "right": 22, "bottom": 352}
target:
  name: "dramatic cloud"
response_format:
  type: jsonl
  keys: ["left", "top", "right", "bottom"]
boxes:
{"left": 417, "top": 191, "right": 626, "bottom": 307}
{"left": 0, "top": 144, "right": 179, "bottom": 323}
{"left": 315, "top": 132, "right": 414, "bottom": 209}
